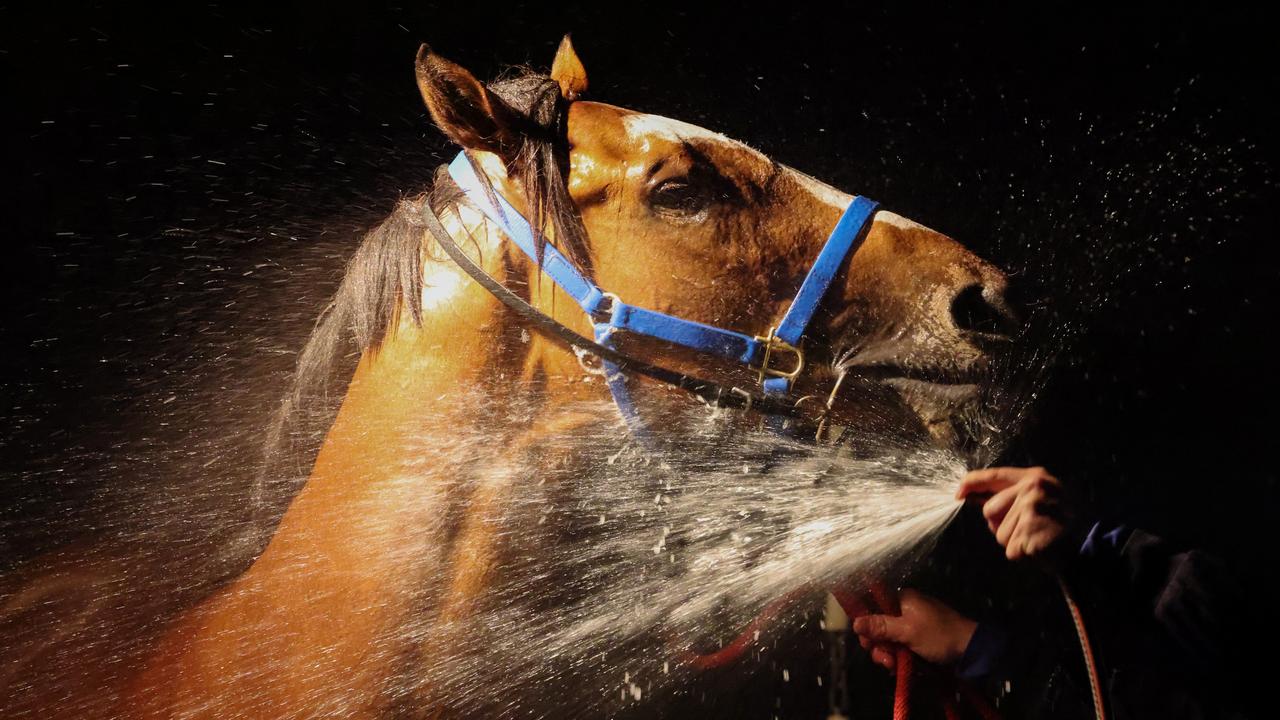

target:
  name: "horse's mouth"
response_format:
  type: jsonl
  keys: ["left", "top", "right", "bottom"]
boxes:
{"left": 841, "top": 355, "right": 987, "bottom": 401}
{"left": 879, "top": 376, "right": 981, "bottom": 404}
{"left": 836, "top": 354, "right": 990, "bottom": 442}
{"left": 846, "top": 361, "right": 984, "bottom": 390}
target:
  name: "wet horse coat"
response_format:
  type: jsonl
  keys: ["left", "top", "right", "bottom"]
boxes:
{"left": 2, "top": 38, "right": 1014, "bottom": 718}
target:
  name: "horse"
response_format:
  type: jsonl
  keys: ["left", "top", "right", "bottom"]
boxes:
{"left": 1, "top": 36, "right": 1016, "bottom": 718}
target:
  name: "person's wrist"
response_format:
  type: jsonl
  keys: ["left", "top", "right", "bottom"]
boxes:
{"left": 1036, "top": 510, "right": 1088, "bottom": 568}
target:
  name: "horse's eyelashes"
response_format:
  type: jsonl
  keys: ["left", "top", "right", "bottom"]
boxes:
{"left": 648, "top": 178, "right": 707, "bottom": 215}
{"left": 647, "top": 162, "right": 743, "bottom": 218}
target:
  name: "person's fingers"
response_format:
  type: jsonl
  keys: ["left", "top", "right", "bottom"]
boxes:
{"left": 852, "top": 613, "right": 909, "bottom": 644}
{"left": 1006, "top": 505, "right": 1050, "bottom": 560}
{"left": 956, "top": 468, "right": 1021, "bottom": 499}
{"left": 995, "top": 497, "right": 1027, "bottom": 549}
{"left": 1014, "top": 529, "right": 1041, "bottom": 561}
{"left": 981, "top": 485, "right": 1020, "bottom": 533}
{"left": 870, "top": 645, "right": 896, "bottom": 671}
{"left": 1018, "top": 515, "right": 1060, "bottom": 559}
{"left": 1006, "top": 525, "right": 1027, "bottom": 561}
{"left": 862, "top": 641, "right": 891, "bottom": 659}
{"left": 858, "top": 635, "right": 871, "bottom": 650}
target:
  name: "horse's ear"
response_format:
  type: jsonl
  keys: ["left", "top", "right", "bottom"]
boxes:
{"left": 415, "top": 44, "right": 520, "bottom": 158}
{"left": 550, "top": 35, "right": 588, "bottom": 101}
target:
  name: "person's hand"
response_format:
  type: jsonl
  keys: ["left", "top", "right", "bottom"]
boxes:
{"left": 851, "top": 589, "right": 977, "bottom": 670}
{"left": 957, "top": 466, "right": 1072, "bottom": 562}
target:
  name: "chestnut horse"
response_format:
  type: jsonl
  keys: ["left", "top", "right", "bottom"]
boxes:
{"left": 2, "top": 37, "right": 1014, "bottom": 718}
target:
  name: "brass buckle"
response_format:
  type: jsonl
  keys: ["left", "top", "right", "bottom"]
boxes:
{"left": 752, "top": 327, "right": 805, "bottom": 385}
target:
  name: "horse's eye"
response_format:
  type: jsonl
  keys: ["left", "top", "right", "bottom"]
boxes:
{"left": 648, "top": 178, "right": 708, "bottom": 215}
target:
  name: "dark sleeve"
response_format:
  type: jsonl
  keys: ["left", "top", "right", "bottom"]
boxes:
{"left": 1081, "top": 523, "right": 1246, "bottom": 675}
{"left": 955, "top": 520, "right": 1259, "bottom": 718}
{"left": 955, "top": 621, "right": 1008, "bottom": 680}
{"left": 949, "top": 575, "right": 1095, "bottom": 720}
{"left": 960, "top": 521, "right": 1244, "bottom": 679}
{"left": 953, "top": 523, "right": 1122, "bottom": 683}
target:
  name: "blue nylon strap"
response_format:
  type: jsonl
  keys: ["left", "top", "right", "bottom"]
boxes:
{"left": 774, "top": 195, "right": 880, "bottom": 347}
{"left": 609, "top": 304, "right": 761, "bottom": 365}
{"left": 594, "top": 325, "right": 653, "bottom": 442}
{"left": 448, "top": 153, "right": 609, "bottom": 316}
{"left": 448, "top": 151, "right": 765, "bottom": 365}
{"left": 762, "top": 376, "right": 793, "bottom": 395}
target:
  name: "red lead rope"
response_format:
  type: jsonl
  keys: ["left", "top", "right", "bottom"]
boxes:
{"left": 681, "top": 581, "right": 1002, "bottom": 720}
{"left": 831, "top": 583, "right": 917, "bottom": 720}
{"left": 683, "top": 578, "right": 1105, "bottom": 720}
{"left": 679, "top": 588, "right": 812, "bottom": 671}
{"left": 833, "top": 582, "right": 1002, "bottom": 720}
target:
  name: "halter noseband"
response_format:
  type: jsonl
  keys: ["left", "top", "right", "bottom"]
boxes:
{"left": 436, "top": 151, "right": 879, "bottom": 437}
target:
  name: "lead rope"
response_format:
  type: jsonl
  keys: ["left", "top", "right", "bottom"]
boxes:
{"left": 832, "top": 583, "right": 1002, "bottom": 720}
{"left": 1058, "top": 576, "right": 1107, "bottom": 720}
{"left": 691, "top": 582, "right": 1008, "bottom": 720}
{"left": 863, "top": 579, "right": 1106, "bottom": 720}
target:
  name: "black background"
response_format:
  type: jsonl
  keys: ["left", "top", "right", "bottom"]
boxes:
{"left": 2, "top": 0, "right": 1277, "bottom": 610}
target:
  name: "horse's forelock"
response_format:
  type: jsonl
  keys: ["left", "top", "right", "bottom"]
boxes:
{"left": 487, "top": 69, "right": 590, "bottom": 269}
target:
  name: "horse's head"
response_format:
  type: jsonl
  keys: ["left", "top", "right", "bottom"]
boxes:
{"left": 415, "top": 38, "right": 1017, "bottom": 445}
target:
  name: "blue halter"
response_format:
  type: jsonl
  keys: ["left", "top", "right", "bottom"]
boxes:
{"left": 447, "top": 151, "right": 880, "bottom": 436}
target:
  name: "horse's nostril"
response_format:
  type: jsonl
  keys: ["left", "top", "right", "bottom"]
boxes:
{"left": 951, "top": 284, "right": 1013, "bottom": 337}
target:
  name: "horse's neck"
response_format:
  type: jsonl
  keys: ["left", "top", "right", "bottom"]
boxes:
{"left": 265, "top": 199, "right": 598, "bottom": 568}
{"left": 293, "top": 205, "right": 501, "bottom": 508}
{"left": 126, "top": 201, "right": 625, "bottom": 716}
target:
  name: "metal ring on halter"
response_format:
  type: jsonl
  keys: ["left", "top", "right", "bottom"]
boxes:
{"left": 792, "top": 394, "right": 828, "bottom": 417}
{"left": 593, "top": 291, "right": 622, "bottom": 322}
{"left": 751, "top": 326, "right": 805, "bottom": 385}
{"left": 789, "top": 394, "right": 830, "bottom": 440}
{"left": 574, "top": 346, "right": 607, "bottom": 376}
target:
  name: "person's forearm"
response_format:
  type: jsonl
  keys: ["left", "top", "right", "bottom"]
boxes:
{"left": 954, "top": 520, "right": 1129, "bottom": 683}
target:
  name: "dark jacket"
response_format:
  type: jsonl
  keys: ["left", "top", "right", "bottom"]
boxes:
{"left": 954, "top": 522, "right": 1263, "bottom": 719}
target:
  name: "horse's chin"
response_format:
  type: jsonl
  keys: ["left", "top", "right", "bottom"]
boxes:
{"left": 882, "top": 377, "right": 984, "bottom": 448}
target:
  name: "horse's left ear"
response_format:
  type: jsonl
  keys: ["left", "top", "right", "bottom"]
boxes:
{"left": 415, "top": 44, "right": 522, "bottom": 158}
{"left": 551, "top": 35, "right": 588, "bottom": 101}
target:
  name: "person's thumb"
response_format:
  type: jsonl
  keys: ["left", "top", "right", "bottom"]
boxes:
{"left": 852, "top": 613, "right": 909, "bottom": 644}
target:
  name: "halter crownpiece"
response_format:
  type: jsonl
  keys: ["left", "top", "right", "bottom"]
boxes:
{"left": 443, "top": 151, "right": 879, "bottom": 435}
